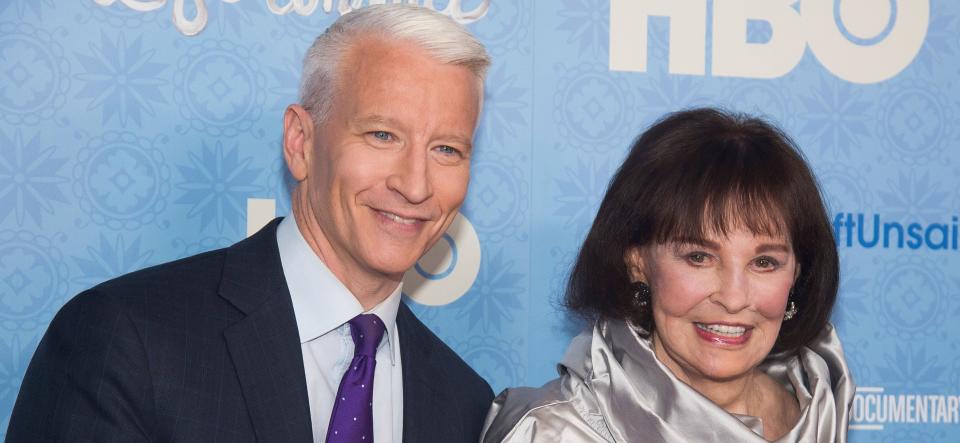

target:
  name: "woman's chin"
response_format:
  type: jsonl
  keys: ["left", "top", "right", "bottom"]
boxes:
{"left": 694, "top": 364, "right": 758, "bottom": 383}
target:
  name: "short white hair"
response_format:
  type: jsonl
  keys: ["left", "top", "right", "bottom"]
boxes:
{"left": 299, "top": 4, "right": 491, "bottom": 125}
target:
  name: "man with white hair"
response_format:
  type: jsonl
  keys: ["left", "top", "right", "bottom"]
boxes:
{"left": 8, "top": 5, "right": 494, "bottom": 442}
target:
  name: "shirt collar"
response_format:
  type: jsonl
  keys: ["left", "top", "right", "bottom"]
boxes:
{"left": 276, "top": 215, "right": 402, "bottom": 365}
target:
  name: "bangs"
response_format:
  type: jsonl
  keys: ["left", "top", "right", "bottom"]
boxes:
{"left": 652, "top": 188, "right": 790, "bottom": 246}
{"left": 643, "top": 134, "right": 797, "bottom": 247}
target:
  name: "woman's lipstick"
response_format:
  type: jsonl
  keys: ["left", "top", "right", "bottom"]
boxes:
{"left": 694, "top": 322, "right": 752, "bottom": 346}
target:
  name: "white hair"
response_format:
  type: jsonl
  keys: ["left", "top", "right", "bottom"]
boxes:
{"left": 299, "top": 4, "right": 491, "bottom": 125}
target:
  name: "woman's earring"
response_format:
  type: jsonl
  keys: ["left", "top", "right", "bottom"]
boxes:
{"left": 632, "top": 281, "right": 651, "bottom": 309}
{"left": 784, "top": 300, "right": 798, "bottom": 321}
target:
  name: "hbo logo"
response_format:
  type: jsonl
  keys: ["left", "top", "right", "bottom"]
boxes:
{"left": 610, "top": 0, "right": 929, "bottom": 84}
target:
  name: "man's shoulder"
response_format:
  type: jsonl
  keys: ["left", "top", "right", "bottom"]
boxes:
{"left": 91, "top": 246, "right": 229, "bottom": 301}
{"left": 88, "top": 219, "right": 282, "bottom": 306}
{"left": 43, "top": 247, "right": 234, "bottom": 333}
{"left": 9, "top": 240, "right": 272, "bottom": 442}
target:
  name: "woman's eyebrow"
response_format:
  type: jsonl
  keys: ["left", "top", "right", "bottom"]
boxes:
{"left": 755, "top": 243, "right": 791, "bottom": 254}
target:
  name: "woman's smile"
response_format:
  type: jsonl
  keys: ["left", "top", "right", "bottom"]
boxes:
{"left": 694, "top": 322, "right": 753, "bottom": 346}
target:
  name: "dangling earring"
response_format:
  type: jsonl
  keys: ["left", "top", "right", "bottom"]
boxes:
{"left": 783, "top": 288, "right": 797, "bottom": 321}
{"left": 632, "top": 281, "right": 651, "bottom": 309}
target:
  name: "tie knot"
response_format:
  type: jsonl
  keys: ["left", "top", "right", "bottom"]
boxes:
{"left": 348, "top": 314, "right": 385, "bottom": 357}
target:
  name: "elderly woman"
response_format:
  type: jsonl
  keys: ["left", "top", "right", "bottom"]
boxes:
{"left": 482, "top": 108, "right": 854, "bottom": 442}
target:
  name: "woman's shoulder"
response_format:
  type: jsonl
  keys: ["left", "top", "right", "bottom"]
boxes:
{"left": 481, "top": 377, "right": 613, "bottom": 443}
{"left": 480, "top": 379, "right": 570, "bottom": 442}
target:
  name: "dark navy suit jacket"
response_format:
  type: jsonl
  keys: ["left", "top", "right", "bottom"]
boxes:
{"left": 7, "top": 219, "right": 493, "bottom": 442}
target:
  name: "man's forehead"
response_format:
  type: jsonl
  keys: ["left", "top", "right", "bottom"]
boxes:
{"left": 342, "top": 46, "right": 480, "bottom": 98}
{"left": 340, "top": 36, "right": 481, "bottom": 87}
{"left": 319, "top": 36, "right": 482, "bottom": 136}
{"left": 341, "top": 36, "right": 434, "bottom": 73}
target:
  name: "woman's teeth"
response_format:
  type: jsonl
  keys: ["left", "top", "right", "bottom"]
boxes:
{"left": 695, "top": 323, "right": 746, "bottom": 337}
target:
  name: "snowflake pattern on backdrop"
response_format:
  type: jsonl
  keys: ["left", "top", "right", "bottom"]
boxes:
{"left": 454, "top": 248, "right": 524, "bottom": 333}
{"left": 75, "top": 32, "right": 169, "bottom": 127}
{"left": 175, "top": 141, "right": 264, "bottom": 234}
{"left": 876, "top": 344, "right": 948, "bottom": 392}
{"left": 551, "top": 157, "right": 613, "bottom": 235}
{"left": 913, "top": 11, "right": 959, "bottom": 74}
{"left": 0, "top": 129, "right": 69, "bottom": 227}
{"left": 556, "top": 0, "right": 609, "bottom": 57}
{"left": 796, "top": 75, "right": 873, "bottom": 159}
{"left": 267, "top": 47, "right": 301, "bottom": 112}
{"left": 878, "top": 170, "right": 951, "bottom": 220}
{"left": 475, "top": 66, "right": 530, "bottom": 148}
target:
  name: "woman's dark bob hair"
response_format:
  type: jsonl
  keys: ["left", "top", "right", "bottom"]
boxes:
{"left": 565, "top": 108, "right": 839, "bottom": 355}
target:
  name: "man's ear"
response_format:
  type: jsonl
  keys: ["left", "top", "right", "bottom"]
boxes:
{"left": 624, "top": 246, "right": 647, "bottom": 282}
{"left": 283, "top": 104, "right": 315, "bottom": 182}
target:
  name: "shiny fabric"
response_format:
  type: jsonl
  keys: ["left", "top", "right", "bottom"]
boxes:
{"left": 482, "top": 319, "right": 854, "bottom": 442}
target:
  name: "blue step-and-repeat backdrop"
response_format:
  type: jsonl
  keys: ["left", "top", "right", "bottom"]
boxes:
{"left": 1, "top": 0, "right": 958, "bottom": 440}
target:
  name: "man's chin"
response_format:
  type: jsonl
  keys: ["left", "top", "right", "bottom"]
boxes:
{"left": 366, "top": 254, "right": 421, "bottom": 280}
{"left": 360, "top": 234, "right": 445, "bottom": 277}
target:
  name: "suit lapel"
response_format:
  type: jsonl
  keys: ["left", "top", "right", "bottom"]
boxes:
{"left": 398, "top": 302, "right": 452, "bottom": 442}
{"left": 219, "top": 218, "right": 313, "bottom": 443}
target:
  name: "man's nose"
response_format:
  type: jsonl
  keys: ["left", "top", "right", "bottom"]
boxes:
{"left": 385, "top": 146, "right": 433, "bottom": 204}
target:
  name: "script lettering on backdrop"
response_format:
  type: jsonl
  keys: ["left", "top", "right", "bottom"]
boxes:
{"left": 94, "top": 0, "right": 490, "bottom": 36}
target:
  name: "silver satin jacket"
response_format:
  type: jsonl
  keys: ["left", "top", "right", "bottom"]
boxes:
{"left": 481, "top": 320, "right": 855, "bottom": 442}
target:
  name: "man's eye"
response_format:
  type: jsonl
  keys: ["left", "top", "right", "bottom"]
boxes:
{"left": 371, "top": 131, "right": 392, "bottom": 141}
{"left": 435, "top": 145, "right": 462, "bottom": 156}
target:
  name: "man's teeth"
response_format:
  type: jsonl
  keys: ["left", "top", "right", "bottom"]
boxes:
{"left": 696, "top": 323, "right": 746, "bottom": 337}
{"left": 382, "top": 211, "right": 417, "bottom": 225}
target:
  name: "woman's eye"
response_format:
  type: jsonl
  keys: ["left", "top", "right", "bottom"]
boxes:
{"left": 754, "top": 256, "right": 780, "bottom": 269}
{"left": 687, "top": 253, "right": 708, "bottom": 264}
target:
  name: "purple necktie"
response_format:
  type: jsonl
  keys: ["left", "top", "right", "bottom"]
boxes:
{"left": 325, "top": 314, "right": 385, "bottom": 443}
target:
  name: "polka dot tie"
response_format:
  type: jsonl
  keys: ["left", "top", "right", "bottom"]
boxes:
{"left": 325, "top": 314, "right": 385, "bottom": 443}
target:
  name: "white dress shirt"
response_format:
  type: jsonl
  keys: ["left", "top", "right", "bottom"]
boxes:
{"left": 276, "top": 216, "right": 404, "bottom": 443}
